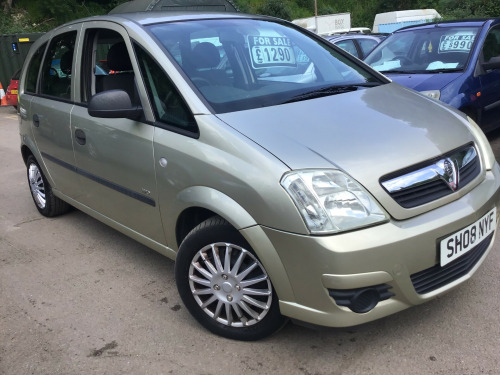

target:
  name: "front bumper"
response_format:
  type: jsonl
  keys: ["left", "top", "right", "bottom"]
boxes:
{"left": 243, "top": 165, "right": 500, "bottom": 328}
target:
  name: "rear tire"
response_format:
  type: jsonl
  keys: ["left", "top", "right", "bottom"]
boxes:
{"left": 175, "top": 216, "right": 287, "bottom": 341}
{"left": 26, "top": 155, "right": 70, "bottom": 217}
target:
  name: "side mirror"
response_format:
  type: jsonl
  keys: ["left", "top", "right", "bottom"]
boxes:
{"left": 482, "top": 56, "right": 500, "bottom": 71}
{"left": 88, "top": 89, "right": 142, "bottom": 120}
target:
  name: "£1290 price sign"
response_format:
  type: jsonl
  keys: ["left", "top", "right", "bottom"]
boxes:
{"left": 248, "top": 35, "right": 296, "bottom": 68}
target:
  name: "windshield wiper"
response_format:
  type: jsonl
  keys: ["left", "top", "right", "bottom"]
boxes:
{"left": 379, "top": 68, "right": 464, "bottom": 74}
{"left": 283, "top": 83, "right": 380, "bottom": 104}
{"left": 424, "top": 68, "right": 463, "bottom": 73}
{"left": 378, "top": 69, "right": 424, "bottom": 74}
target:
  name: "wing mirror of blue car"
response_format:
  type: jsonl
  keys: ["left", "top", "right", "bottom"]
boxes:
{"left": 88, "top": 89, "right": 143, "bottom": 120}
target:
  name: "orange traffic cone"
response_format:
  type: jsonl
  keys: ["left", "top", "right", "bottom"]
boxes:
{"left": 0, "top": 82, "right": 7, "bottom": 106}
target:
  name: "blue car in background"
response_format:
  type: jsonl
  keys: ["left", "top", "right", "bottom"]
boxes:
{"left": 365, "top": 19, "right": 500, "bottom": 132}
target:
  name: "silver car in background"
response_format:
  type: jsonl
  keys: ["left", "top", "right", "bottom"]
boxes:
{"left": 18, "top": 12, "right": 500, "bottom": 340}
{"left": 323, "top": 33, "right": 385, "bottom": 59}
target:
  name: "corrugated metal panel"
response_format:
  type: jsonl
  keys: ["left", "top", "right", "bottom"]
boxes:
{"left": 0, "top": 32, "right": 44, "bottom": 90}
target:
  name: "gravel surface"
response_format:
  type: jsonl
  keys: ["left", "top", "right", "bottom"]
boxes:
{"left": 1, "top": 105, "right": 500, "bottom": 375}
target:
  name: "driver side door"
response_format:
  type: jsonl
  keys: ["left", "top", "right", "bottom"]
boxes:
{"left": 70, "top": 23, "right": 166, "bottom": 244}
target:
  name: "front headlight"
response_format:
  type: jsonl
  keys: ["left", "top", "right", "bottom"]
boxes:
{"left": 281, "top": 170, "right": 388, "bottom": 234}
{"left": 420, "top": 90, "right": 441, "bottom": 100}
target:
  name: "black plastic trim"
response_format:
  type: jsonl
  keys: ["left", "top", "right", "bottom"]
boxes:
{"left": 41, "top": 152, "right": 156, "bottom": 207}
{"left": 411, "top": 232, "right": 493, "bottom": 294}
{"left": 328, "top": 283, "right": 394, "bottom": 313}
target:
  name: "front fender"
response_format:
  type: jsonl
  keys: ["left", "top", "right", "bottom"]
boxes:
{"left": 446, "top": 91, "right": 468, "bottom": 109}
{"left": 440, "top": 73, "right": 479, "bottom": 111}
{"left": 166, "top": 185, "right": 296, "bottom": 301}
{"left": 175, "top": 185, "right": 257, "bottom": 230}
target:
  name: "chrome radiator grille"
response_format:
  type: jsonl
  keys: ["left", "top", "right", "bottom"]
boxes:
{"left": 381, "top": 144, "right": 480, "bottom": 208}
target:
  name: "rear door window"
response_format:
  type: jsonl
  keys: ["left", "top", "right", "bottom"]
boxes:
{"left": 39, "top": 31, "right": 76, "bottom": 99}
{"left": 358, "top": 38, "right": 379, "bottom": 57}
{"left": 335, "top": 40, "right": 359, "bottom": 58}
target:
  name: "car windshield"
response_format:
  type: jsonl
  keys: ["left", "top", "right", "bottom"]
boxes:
{"left": 148, "top": 18, "right": 383, "bottom": 113}
{"left": 365, "top": 26, "right": 480, "bottom": 74}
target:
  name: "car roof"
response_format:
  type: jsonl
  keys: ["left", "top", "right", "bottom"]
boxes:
{"left": 325, "top": 34, "right": 383, "bottom": 41}
{"left": 395, "top": 18, "right": 500, "bottom": 33}
{"left": 45, "top": 11, "right": 279, "bottom": 35}
{"left": 116, "top": 11, "right": 261, "bottom": 24}
{"left": 64, "top": 11, "right": 269, "bottom": 27}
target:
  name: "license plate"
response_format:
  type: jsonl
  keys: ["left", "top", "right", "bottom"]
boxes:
{"left": 440, "top": 207, "right": 496, "bottom": 266}
{"left": 11, "top": 90, "right": 18, "bottom": 94}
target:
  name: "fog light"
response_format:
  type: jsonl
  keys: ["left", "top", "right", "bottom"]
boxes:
{"left": 328, "top": 284, "right": 394, "bottom": 313}
{"left": 350, "top": 289, "right": 379, "bottom": 313}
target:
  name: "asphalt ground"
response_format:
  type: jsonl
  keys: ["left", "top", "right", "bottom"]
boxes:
{"left": 1, "top": 104, "right": 500, "bottom": 374}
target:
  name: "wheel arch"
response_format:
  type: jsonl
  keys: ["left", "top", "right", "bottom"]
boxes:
{"left": 172, "top": 186, "right": 257, "bottom": 248}
{"left": 175, "top": 206, "right": 218, "bottom": 248}
{"left": 171, "top": 186, "right": 295, "bottom": 302}
{"left": 21, "top": 144, "right": 34, "bottom": 165}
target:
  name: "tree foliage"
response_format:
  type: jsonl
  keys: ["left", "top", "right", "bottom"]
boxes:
{"left": 257, "top": 0, "right": 293, "bottom": 20}
{"left": 0, "top": 0, "right": 127, "bottom": 33}
{"left": 234, "top": 0, "right": 500, "bottom": 28}
{"left": 1, "top": 0, "right": 499, "bottom": 34}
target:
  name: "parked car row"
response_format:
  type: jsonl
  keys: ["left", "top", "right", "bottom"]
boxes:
{"left": 325, "top": 19, "right": 500, "bottom": 133}
{"left": 365, "top": 18, "right": 500, "bottom": 132}
{"left": 17, "top": 11, "right": 500, "bottom": 341}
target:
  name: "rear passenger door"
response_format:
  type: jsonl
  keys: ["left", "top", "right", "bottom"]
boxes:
{"left": 70, "top": 23, "right": 165, "bottom": 245}
{"left": 29, "top": 26, "right": 80, "bottom": 199}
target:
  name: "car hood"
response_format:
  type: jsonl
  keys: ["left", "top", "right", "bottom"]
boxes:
{"left": 216, "top": 83, "right": 477, "bottom": 219}
{"left": 384, "top": 72, "right": 462, "bottom": 91}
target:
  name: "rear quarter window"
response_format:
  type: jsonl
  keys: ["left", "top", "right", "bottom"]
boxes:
{"left": 25, "top": 43, "right": 47, "bottom": 94}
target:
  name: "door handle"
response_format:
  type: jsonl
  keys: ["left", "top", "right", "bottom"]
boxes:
{"left": 33, "top": 114, "right": 40, "bottom": 127}
{"left": 75, "top": 129, "right": 86, "bottom": 145}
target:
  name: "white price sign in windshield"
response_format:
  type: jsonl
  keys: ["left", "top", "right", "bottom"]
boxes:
{"left": 248, "top": 35, "right": 296, "bottom": 68}
{"left": 439, "top": 34, "right": 475, "bottom": 53}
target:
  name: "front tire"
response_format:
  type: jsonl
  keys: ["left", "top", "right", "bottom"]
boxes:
{"left": 175, "top": 216, "right": 286, "bottom": 341}
{"left": 26, "top": 155, "right": 70, "bottom": 217}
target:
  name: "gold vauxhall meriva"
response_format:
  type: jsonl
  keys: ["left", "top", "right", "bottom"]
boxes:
{"left": 18, "top": 11, "right": 500, "bottom": 340}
